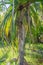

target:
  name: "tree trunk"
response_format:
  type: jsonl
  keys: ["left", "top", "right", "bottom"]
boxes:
{"left": 17, "top": 10, "right": 25, "bottom": 65}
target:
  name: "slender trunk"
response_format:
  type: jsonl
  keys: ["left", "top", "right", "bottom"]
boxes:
{"left": 18, "top": 23, "right": 24, "bottom": 65}
{"left": 11, "top": 0, "right": 15, "bottom": 42}
{"left": 17, "top": 10, "right": 25, "bottom": 65}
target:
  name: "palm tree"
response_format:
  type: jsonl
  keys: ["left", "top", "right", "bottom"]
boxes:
{"left": 0, "top": 0, "right": 43, "bottom": 65}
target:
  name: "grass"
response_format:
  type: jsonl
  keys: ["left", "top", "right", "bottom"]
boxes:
{"left": 0, "top": 42, "right": 43, "bottom": 65}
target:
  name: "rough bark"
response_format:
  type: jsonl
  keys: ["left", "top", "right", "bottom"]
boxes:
{"left": 17, "top": 10, "right": 25, "bottom": 65}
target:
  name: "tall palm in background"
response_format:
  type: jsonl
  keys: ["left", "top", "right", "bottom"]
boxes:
{"left": 0, "top": 0, "right": 43, "bottom": 65}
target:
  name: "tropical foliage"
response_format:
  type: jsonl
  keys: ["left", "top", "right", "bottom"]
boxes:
{"left": 0, "top": 0, "right": 43, "bottom": 65}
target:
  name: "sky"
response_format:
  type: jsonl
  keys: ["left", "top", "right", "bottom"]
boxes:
{"left": 6, "top": 4, "right": 10, "bottom": 8}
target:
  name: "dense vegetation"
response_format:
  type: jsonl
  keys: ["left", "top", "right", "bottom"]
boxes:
{"left": 0, "top": 0, "right": 43, "bottom": 65}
